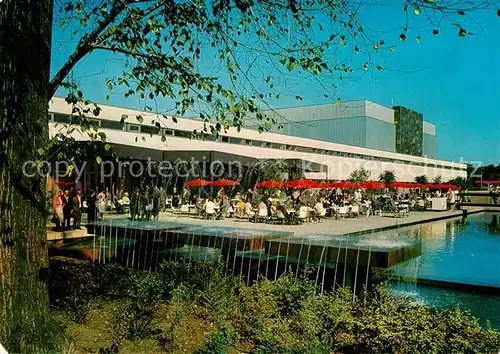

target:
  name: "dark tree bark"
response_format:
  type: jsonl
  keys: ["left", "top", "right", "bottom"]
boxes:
{"left": 0, "top": 0, "right": 56, "bottom": 352}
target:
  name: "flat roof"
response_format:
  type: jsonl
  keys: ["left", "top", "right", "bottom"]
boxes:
{"left": 48, "top": 97, "right": 464, "bottom": 169}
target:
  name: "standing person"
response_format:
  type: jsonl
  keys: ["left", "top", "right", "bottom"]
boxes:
{"left": 73, "top": 189, "right": 83, "bottom": 229}
{"left": 217, "top": 187, "right": 225, "bottom": 203}
{"left": 182, "top": 186, "right": 190, "bottom": 205}
{"left": 87, "top": 189, "right": 97, "bottom": 224}
{"left": 152, "top": 187, "right": 160, "bottom": 221}
{"left": 52, "top": 190, "right": 64, "bottom": 231}
{"left": 62, "top": 190, "right": 73, "bottom": 230}
{"left": 159, "top": 186, "right": 166, "bottom": 212}
{"left": 130, "top": 188, "right": 140, "bottom": 220}
{"left": 97, "top": 188, "right": 107, "bottom": 220}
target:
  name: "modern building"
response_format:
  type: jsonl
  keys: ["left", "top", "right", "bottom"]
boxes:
{"left": 249, "top": 100, "right": 438, "bottom": 159}
{"left": 48, "top": 97, "right": 464, "bottom": 191}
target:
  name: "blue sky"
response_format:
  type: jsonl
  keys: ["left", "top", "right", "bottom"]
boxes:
{"left": 50, "top": 2, "right": 500, "bottom": 165}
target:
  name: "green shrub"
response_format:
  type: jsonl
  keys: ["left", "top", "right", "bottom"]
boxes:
{"left": 49, "top": 258, "right": 500, "bottom": 354}
{"left": 48, "top": 257, "right": 103, "bottom": 323}
{"left": 195, "top": 324, "right": 239, "bottom": 354}
{"left": 110, "top": 299, "right": 156, "bottom": 343}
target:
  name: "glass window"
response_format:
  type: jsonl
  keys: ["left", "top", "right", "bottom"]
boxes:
{"left": 221, "top": 136, "right": 229, "bottom": 143}
{"left": 100, "top": 120, "right": 123, "bottom": 130}
{"left": 175, "top": 130, "right": 191, "bottom": 138}
{"left": 141, "top": 125, "right": 160, "bottom": 135}
{"left": 127, "top": 124, "right": 140, "bottom": 132}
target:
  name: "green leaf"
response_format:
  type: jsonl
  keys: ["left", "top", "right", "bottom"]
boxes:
{"left": 295, "top": 96, "right": 303, "bottom": 101}
{"left": 136, "top": 115, "right": 143, "bottom": 123}
{"left": 287, "top": 58, "right": 298, "bottom": 72}
{"left": 37, "top": 148, "right": 44, "bottom": 156}
{"left": 257, "top": 127, "right": 264, "bottom": 134}
{"left": 161, "top": 135, "right": 166, "bottom": 142}
{"left": 96, "top": 156, "right": 102, "bottom": 164}
{"left": 172, "top": 117, "right": 178, "bottom": 123}
{"left": 457, "top": 10, "right": 465, "bottom": 15}
{"left": 104, "top": 144, "right": 111, "bottom": 151}
{"left": 414, "top": 7, "right": 420, "bottom": 15}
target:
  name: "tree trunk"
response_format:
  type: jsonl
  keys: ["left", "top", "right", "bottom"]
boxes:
{"left": 0, "top": 0, "right": 55, "bottom": 352}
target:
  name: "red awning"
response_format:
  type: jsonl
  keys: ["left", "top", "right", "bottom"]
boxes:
{"left": 360, "top": 181, "right": 385, "bottom": 189}
{"left": 386, "top": 182, "right": 412, "bottom": 188}
{"left": 285, "top": 179, "right": 320, "bottom": 189}
{"left": 254, "top": 180, "right": 285, "bottom": 188}
{"left": 185, "top": 179, "right": 211, "bottom": 187}
{"left": 209, "top": 179, "right": 240, "bottom": 187}
{"left": 428, "top": 183, "right": 460, "bottom": 190}
{"left": 475, "top": 180, "right": 500, "bottom": 185}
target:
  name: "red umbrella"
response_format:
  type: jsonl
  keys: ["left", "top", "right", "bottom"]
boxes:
{"left": 56, "top": 180, "right": 74, "bottom": 186}
{"left": 386, "top": 182, "right": 412, "bottom": 188}
{"left": 285, "top": 179, "right": 320, "bottom": 189}
{"left": 475, "top": 180, "right": 500, "bottom": 185}
{"left": 429, "top": 183, "right": 459, "bottom": 190}
{"left": 340, "top": 181, "right": 362, "bottom": 189}
{"left": 209, "top": 179, "right": 240, "bottom": 187}
{"left": 254, "top": 180, "right": 285, "bottom": 188}
{"left": 316, "top": 182, "right": 337, "bottom": 188}
{"left": 185, "top": 179, "right": 211, "bottom": 187}
{"left": 360, "top": 181, "right": 385, "bottom": 189}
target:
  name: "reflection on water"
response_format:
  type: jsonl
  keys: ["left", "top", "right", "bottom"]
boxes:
{"left": 386, "top": 213, "right": 500, "bottom": 328}
{"left": 390, "top": 213, "right": 500, "bottom": 288}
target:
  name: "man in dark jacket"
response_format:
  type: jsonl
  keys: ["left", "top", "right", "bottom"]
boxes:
{"left": 73, "top": 189, "right": 83, "bottom": 229}
{"left": 62, "top": 189, "right": 73, "bottom": 230}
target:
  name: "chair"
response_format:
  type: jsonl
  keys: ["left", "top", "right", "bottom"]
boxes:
{"left": 256, "top": 208, "right": 268, "bottom": 223}
{"left": 314, "top": 206, "right": 326, "bottom": 221}
{"left": 298, "top": 206, "right": 309, "bottom": 223}
{"left": 188, "top": 206, "right": 198, "bottom": 218}
{"left": 337, "top": 206, "right": 348, "bottom": 219}
{"left": 179, "top": 204, "right": 189, "bottom": 216}
{"left": 350, "top": 205, "right": 360, "bottom": 217}
{"left": 362, "top": 204, "right": 371, "bottom": 217}
{"left": 205, "top": 203, "right": 216, "bottom": 219}
{"left": 276, "top": 209, "right": 286, "bottom": 224}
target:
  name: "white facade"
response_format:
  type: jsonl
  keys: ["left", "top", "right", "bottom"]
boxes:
{"left": 48, "top": 97, "right": 466, "bottom": 182}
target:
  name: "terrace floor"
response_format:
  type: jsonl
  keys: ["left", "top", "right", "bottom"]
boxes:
{"left": 100, "top": 206, "right": 484, "bottom": 236}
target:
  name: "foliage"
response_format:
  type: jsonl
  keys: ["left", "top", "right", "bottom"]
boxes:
{"left": 348, "top": 168, "right": 371, "bottom": 183}
{"left": 195, "top": 324, "right": 240, "bottom": 354}
{"left": 379, "top": 170, "right": 396, "bottom": 185}
{"left": 42, "top": 0, "right": 500, "bottom": 165}
{"left": 433, "top": 175, "right": 442, "bottom": 183}
{"left": 415, "top": 175, "right": 429, "bottom": 184}
{"left": 110, "top": 299, "right": 156, "bottom": 343}
{"left": 49, "top": 258, "right": 500, "bottom": 354}
{"left": 447, "top": 176, "right": 470, "bottom": 190}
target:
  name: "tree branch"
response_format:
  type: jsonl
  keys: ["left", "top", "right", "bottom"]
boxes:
{"left": 48, "top": 1, "right": 128, "bottom": 97}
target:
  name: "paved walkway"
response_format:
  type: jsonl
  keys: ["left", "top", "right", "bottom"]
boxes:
{"left": 101, "top": 206, "right": 484, "bottom": 236}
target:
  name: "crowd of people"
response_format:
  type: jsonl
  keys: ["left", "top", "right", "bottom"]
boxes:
{"left": 49, "top": 182, "right": 465, "bottom": 230}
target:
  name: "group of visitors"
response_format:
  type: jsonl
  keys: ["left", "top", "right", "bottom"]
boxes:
{"left": 51, "top": 187, "right": 116, "bottom": 230}
{"left": 129, "top": 186, "right": 162, "bottom": 221}
{"left": 51, "top": 189, "right": 84, "bottom": 231}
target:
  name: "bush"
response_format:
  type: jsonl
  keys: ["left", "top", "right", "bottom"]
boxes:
{"left": 49, "top": 258, "right": 500, "bottom": 354}
{"left": 195, "top": 324, "right": 240, "bottom": 354}
{"left": 110, "top": 299, "right": 156, "bottom": 343}
{"left": 48, "top": 257, "right": 104, "bottom": 323}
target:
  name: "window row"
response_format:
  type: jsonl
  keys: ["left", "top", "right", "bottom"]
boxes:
{"left": 50, "top": 113, "right": 466, "bottom": 171}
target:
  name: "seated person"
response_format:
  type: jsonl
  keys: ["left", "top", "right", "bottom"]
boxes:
{"left": 116, "top": 192, "right": 130, "bottom": 213}
{"left": 275, "top": 202, "right": 290, "bottom": 223}
{"left": 244, "top": 199, "right": 255, "bottom": 218}
{"left": 204, "top": 197, "right": 216, "bottom": 217}
{"left": 313, "top": 199, "right": 325, "bottom": 220}
{"left": 218, "top": 196, "right": 231, "bottom": 219}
